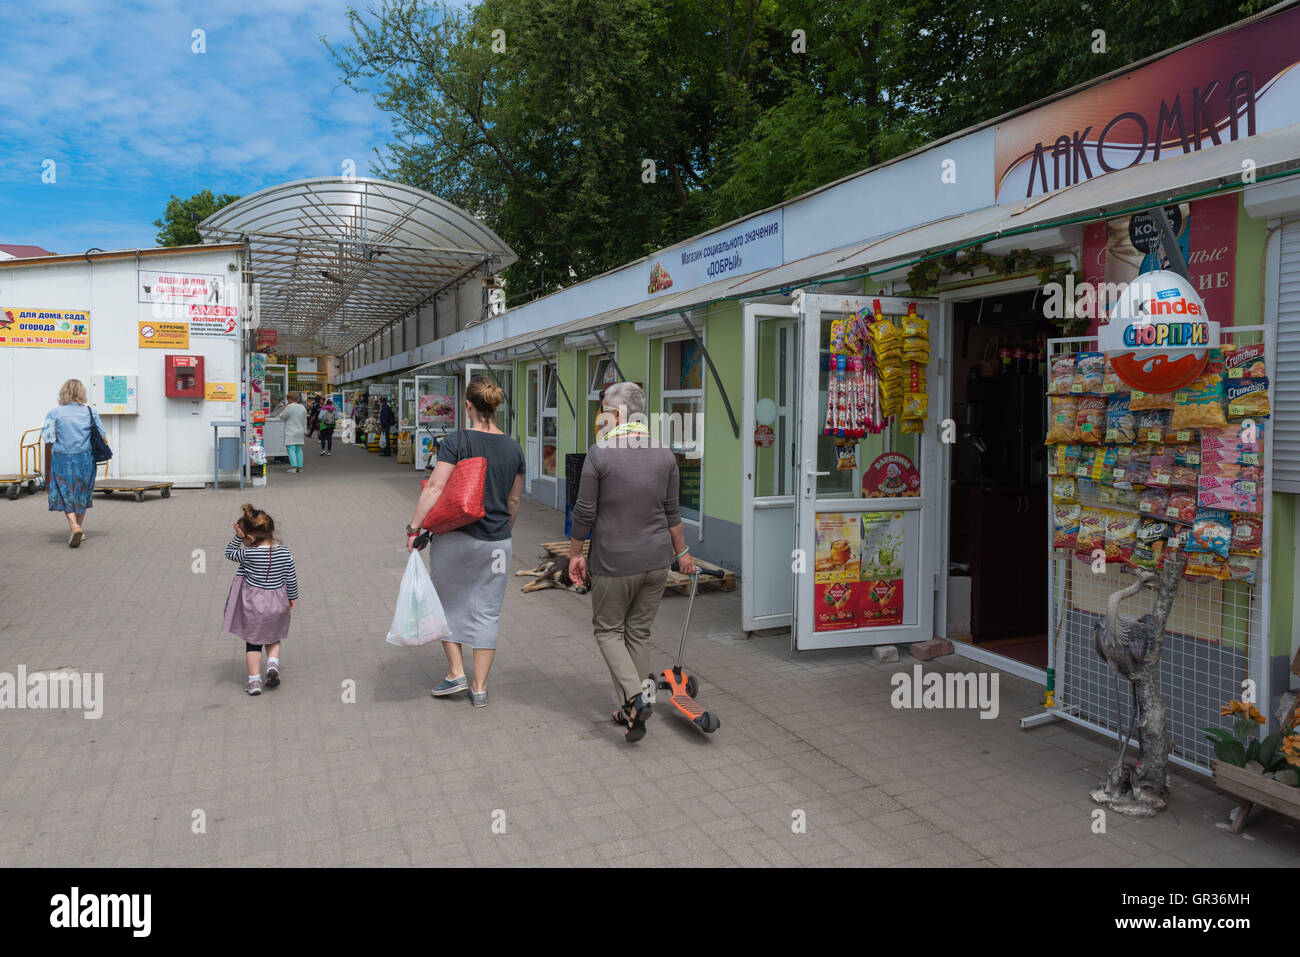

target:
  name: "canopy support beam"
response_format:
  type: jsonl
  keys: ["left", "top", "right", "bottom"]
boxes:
{"left": 678, "top": 312, "right": 739, "bottom": 439}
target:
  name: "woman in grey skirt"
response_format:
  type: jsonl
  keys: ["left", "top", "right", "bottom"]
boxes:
{"left": 406, "top": 376, "right": 524, "bottom": 707}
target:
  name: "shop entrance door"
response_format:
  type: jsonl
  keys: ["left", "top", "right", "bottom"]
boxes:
{"left": 792, "top": 294, "right": 944, "bottom": 650}
{"left": 742, "top": 305, "right": 799, "bottom": 632}
{"left": 414, "top": 374, "right": 458, "bottom": 471}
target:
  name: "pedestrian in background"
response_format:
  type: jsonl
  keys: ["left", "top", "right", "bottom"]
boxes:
{"left": 224, "top": 504, "right": 298, "bottom": 696}
{"left": 278, "top": 391, "right": 307, "bottom": 472}
{"left": 318, "top": 401, "right": 337, "bottom": 456}
{"left": 407, "top": 376, "right": 524, "bottom": 708}
{"left": 306, "top": 395, "right": 321, "bottom": 440}
{"left": 379, "top": 397, "right": 397, "bottom": 456}
{"left": 568, "top": 381, "right": 694, "bottom": 742}
{"left": 41, "top": 378, "right": 103, "bottom": 548}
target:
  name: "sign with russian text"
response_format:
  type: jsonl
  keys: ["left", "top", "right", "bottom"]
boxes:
{"left": 205, "top": 382, "right": 237, "bottom": 401}
{"left": 138, "top": 269, "right": 226, "bottom": 305}
{"left": 138, "top": 321, "right": 189, "bottom": 349}
{"left": 0, "top": 307, "right": 90, "bottom": 348}
{"left": 649, "top": 211, "right": 783, "bottom": 295}
{"left": 188, "top": 304, "right": 239, "bottom": 338}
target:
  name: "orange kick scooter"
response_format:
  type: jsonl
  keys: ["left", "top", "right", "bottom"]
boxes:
{"left": 650, "top": 563, "right": 724, "bottom": 734}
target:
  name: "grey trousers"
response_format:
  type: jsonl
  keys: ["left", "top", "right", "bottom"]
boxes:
{"left": 590, "top": 568, "right": 669, "bottom": 704}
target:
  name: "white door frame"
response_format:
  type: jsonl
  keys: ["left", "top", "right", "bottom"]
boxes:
{"left": 792, "top": 294, "right": 944, "bottom": 650}
{"left": 742, "top": 304, "right": 799, "bottom": 632}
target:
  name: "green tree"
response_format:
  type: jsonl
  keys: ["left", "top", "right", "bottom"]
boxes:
{"left": 153, "top": 190, "right": 242, "bottom": 247}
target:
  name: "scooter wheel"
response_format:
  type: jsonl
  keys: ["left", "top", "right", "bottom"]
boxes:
{"left": 684, "top": 675, "right": 699, "bottom": 699}
{"left": 694, "top": 712, "right": 720, "bottom": 734}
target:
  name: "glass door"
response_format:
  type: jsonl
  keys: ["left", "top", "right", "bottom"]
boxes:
{"left": 525, "top": 364, "right": 540, "bottom": 491}
{"left": 465, "top": 362, "right": 514, "bottom": 433}
{"left": 792, "top": 294, "right": 943, "bottom": 650}
{"left": 414, "top": 374, "right": 458, "bottom": 471}
{"left": 742, "top": 305, "right": 799, "bottom": 632}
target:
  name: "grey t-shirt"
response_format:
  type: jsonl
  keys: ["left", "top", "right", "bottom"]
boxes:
{"left": 435, "top": 429, "right": 524, "bottom": 542}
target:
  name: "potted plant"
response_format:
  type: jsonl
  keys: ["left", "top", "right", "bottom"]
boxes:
{"left": 1206, "top": 699, "right": 1300, "bottom": 833}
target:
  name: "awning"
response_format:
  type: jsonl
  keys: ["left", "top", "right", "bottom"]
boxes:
{"left": 199, "top": 177, "right": 516, "bottom": 355}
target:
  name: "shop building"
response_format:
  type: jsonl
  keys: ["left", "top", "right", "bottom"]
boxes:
{"left": 338, "top": 4, "right": 1300, "bottom": 773}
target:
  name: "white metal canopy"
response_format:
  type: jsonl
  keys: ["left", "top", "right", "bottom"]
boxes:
{"left": 199, "top": 177, "right": 516, "bottom": 355}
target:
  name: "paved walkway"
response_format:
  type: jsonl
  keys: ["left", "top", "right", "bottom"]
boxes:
{"left": 1, "top": 442, "right": 1297, "bottom": 867}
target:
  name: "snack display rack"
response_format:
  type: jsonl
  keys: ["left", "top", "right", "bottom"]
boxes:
{"left": 1043, "top": 326, "right": 1273, "bottom": 774}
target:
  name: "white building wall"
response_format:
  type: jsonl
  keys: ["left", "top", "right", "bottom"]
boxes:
{"left": 0, "top": 249, "right": 243, "bottom": 484}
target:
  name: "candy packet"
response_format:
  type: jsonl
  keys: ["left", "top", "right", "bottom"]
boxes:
{"left": 1105, "top": 395, "right": 1136, "bottom": 444}
{"left": 1228, "top": 513, "right": 1263, "bottom": 556}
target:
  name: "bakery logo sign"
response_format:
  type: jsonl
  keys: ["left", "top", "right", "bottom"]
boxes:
{"left": 994, "top": 6, "right": 1300, "bottom": 200}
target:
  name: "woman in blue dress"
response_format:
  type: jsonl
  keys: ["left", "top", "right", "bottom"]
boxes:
{"left": 42, "top": 379, "right": 103, "bottom": 547}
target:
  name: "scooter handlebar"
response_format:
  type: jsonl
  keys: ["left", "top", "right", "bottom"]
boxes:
{"left": 670, "top": 560, "right": 726, "bottom": 577}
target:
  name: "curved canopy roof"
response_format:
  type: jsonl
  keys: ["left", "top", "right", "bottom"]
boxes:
{"left": 199, "top": 177, "right": 516, "bottom": 355}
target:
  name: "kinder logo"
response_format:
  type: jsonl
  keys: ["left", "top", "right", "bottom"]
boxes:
{"left": 50, "top": 887, "right": 150, "bottom": 937}
{"left": 1147, "top": 297, "right": 1203, "bottom": 316}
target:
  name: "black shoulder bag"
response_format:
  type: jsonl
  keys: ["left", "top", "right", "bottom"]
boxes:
{"left": 87, "top": 406, "right": 113, "bottom": 464}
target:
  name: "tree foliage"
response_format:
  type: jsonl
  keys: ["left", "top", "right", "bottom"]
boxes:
{"left": 153, "top": 190, "right": 242, "bottom": 247}
{"left": 328, "top": 0, "right": 1270, "bottom": 303}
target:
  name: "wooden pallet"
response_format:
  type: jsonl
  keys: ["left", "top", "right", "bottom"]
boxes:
{"left": 666, "top": 557, "right": 736, "bottom": 595}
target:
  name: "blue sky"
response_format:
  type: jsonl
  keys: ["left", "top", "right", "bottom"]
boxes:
{"left": 0, "top": 0, "right": 407, "bottom": 254}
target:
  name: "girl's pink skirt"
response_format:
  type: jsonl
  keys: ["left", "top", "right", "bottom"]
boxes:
{"left": 223, "top": 576, "right": 290, "bottom": 645}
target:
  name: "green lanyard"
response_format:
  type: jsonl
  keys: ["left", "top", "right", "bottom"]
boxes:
{"left": 603, "top": 422, "right": 650, "bottom": 441}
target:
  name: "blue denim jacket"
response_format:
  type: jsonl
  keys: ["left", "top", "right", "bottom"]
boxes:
{"left": 42, "top": 403, "right": 104, "bottom": 455}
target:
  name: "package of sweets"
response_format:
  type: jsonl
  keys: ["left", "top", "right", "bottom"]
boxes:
{"left": 1071, "top": 352, "right": 1105, "bottom": 394}
{"left": 1201, "top": 425, "right": 1261, "bottom": 461}
{"left": 1105, "top": 512, "right": 1139, "bottom": 564}
{"left": 1101, "top": 356, "right": 1130, "bottom": 395}
{"left": 902, "top": 392, "right": 928, "bottom": 419}
{"left": 1168, "top": 465, "right": 1199, "bottom": 489}
{"left": 903, "top": 340, "right": 931, "bottom": 363}
{"left": 1105, "top": 395, "right": 1136, "bottom": 444}
{"left": 1073, "top": 395, "right": 1107, "bottom": 444}
{"left": 1226, "top": 378, "right": 1270, "bottom": 419}
{"left": 1227, "top": 555, "right": 1258, "bottom": 585}
{"left": 1165, "top": 491, "right": 1198, "bottom": 524}
{"left": 901, "top": 417, "right": 925, "bottom": 434}
{"left": 1101, "top": 486, "right": 1139, "bottom": 508}
{"left": 1139, "top": 487, "right": 1169, "bottom": 517}
{"left": 1133, "top": 519, "right": 1171, "bottom": 570}
{"left": 1147, "top": 450, "right": 1175, "bottom": 487}
{"left": 1045, "top": 396, "right": 1078, "bottom": 444}
{"left": 1172, "top": 443, "right": 1201, "bottom": 466}
{"left": 1062, "top": 445, "right": 1082, "bottom": 476}
{"left": 1229, "top": 513, "right": 1263, "bottom": 556}
{"left": 1053, "top": 504, "right": 1081, "bottom": 550}
{"left": 1186, "top": 508, "right": 1232, "bottom": 557}
{"left": 901, "top": 314, "right": 929, "bottom": 340}
{"left": 1075, "top": 509, "right": 1108, "bottom": 558}
{"left": 1129, "top": 388, "right": 1177, "bottom": 411}
{"left": 1167, "top": 523, "right": 1193, "bottom": 552}
{"left": 1136, "top": 409, "right": 1172, "bottom": 443}
{"left": 1053, "top": 478, "right": 1078, "bottom": 504}
{"left": 1222, "top": 342, "right": 1266, "bottom": 380}
{"left": 1197, "top": 475, "right": 1260, "bottom": 513}
{"left": 1088, "top": 447, "right": 1113, "bottom": 484}
{"left": 1048, "top": 355, "right": 1077, "bottom": 395}
{"left": 1202, "top": 461, "right": 1261, "bottom": 481}
{"left": 1185, "top": 553, "right": 1230, "bottom": 583}
{"left": 1171, "top": 367, "right": 1228, "bottom": 430}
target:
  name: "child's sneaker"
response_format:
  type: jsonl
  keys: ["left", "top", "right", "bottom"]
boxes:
{"left": 245, "top": 676, "right": 262, "bottom": 696}
{"left": 265, "top": 660, "right": 280, "bottom": 688}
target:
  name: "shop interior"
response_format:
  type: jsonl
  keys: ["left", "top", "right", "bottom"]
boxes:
{"left": 946, "top": 289, "right": 1053, "bottom": 668}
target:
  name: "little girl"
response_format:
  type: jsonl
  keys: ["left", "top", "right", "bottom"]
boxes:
{"left": 224, "top": 504, "right": 299, "bottom": 695}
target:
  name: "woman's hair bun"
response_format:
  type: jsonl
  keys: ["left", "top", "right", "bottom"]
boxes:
{"left": 466, "top": 375, "right": 504, "bottom": 416}
{"left": 241, "top": 503, "right": 256, "bottom": 518}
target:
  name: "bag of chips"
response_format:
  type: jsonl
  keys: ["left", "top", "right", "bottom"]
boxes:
{"left": 1227, "top": 555, "right": 1258, "bottom": 585}
{"left": 1222, "top": 342, "right": 1266, "bottom": 380}
{"left": 1052, "top": 478, "right": 1077, "bottom": 504}
{"left": 1073, "top": 396, "right": 1106, "bottom": 445}
{"left": 1101, "top": 356, "right": 1130, "bottom": 396}
{"left": 901, "top": 315, "right": 929, "bottom": 340}
{"left": 1139, "top": 488, "right": 1168, "bottom": 517}
{"left": 1171, "top": 368, "right": 1227, "bottom": 430}
{"left": 1053, "top": 504, "right": 1081, "bottom": 551}
{"left": 902, "top": 392, "right": 928, "bottom": 419}
{"left": 1104, "top": 395, "right": 1136, "bottom": 445}
{"left": 1186, "top": 508, "right": 1232, "bottom": 558}
{"left": 1165, "top": 491, "right": 1198, "bottom": 524}
{"left": 1048, "top": 355, "right": 1077, "bottom": 395}
{"left": 1226, "top": 378, "right": 1270, "bottom": 419}
{"left": 901, "top": 417, "right": 925, "bottom": 434}
{"left": 1229, "top": 513, "right": 1262, "bottom": 556}
{"left": 1167, "top": 523, "right": 1193, "bottom": 552}
{"left": 1136, "top": 409, "right": 1172, "bottom": 443}
{"left": 1071, "top": 352, "right": 1105, "bottom": 394}
{"left": 1129, "top": 388, "right": 1176, "bottom": 411}
{"left": 1133, "top": 519, "right": 1171, "bottom": 570}
{"left": 1075, "top": 509, "right": 1107, "bottom": 558}
{"left": 1168, "top": 465, "right": 1199, "bottom": 489}
{"left": 1172, "top": 443, "right": 1200, "bottom": 466}
{"left": 1045, "top": 397, "right": 1078, "bottom": 444}
{"left": 1185, "top": 553, "right": 1230, "bottom": 583}
{"left": 1105, "top": 512, "right": 1139, "bottom": 564}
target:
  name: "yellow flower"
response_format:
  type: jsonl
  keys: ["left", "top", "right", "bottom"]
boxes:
{"left": 1221, "top": 700, "right": 1247, "bottom": 717}
{"left": 1283, "top": 738, "right": 1300, "bottom": 768}
{"left": 1246, "top": 704, "right": 1266, "bottom": 725}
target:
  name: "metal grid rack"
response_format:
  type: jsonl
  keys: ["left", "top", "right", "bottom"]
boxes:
{"left": 1045, "top": 326, "right": 1273, "bottom": 774}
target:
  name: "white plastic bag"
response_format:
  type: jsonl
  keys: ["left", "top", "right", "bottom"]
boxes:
{"left": 386, "top": 550, "right": 451, "bottom": 647}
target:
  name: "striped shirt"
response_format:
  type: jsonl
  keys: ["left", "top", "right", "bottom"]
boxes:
{"left": 225, "top": 537, "right": 299, "bottom": 600}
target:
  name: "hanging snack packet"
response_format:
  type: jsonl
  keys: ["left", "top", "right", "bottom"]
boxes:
{"left": 1048, "top": 355, "right": 1077, "bottom": 395}
{"left": 1186, "top": 508, "right": 1232, "bottom": 557}
{"left": 1229, "top": 513, "right": 1263, "bottom": 556}
{"left": 1202, "top": 461, "right": 1260, "bottom": 481}
{"left": 1133, "top": 519, "right": 1171, "bottom": 570}
{"left": 1185, "top": 553, "right": 1230, "bottom": 583}
{"left": 1101, "top": 356, "right": 1130, "bottom": 395}
{"left": 903, "top": 391, "right": 928, "bottom": 419}
{"left": 1167, "top": 523, "right": 1193, "bottom": 552}
{"left": 1171, "top": 367, "right": 1227, "bottom": 431}
{"left": 1197, "top": 475, "right": 1260, "bottom": 513}
{"left": 834, "top": 439, "right": 857, "bottom": 471}
{"left": 1129, "top": 388, "right": 1177, "bottom": 411}
{"left": 1053, "top": 504, "right": 1081, "bottom": 550}
{"left": 1136, "top": 409, "right": 1172, "bottom": 443}
{"left": 1062, "top": 444, "right": 1082, "bottom": 477}
{"left": 1147, "top": 448, "right": 1175, "bottom": 486}
{"left": 1053, "top": 478, "right": 1078, "bottom": 504}
{"left": 1105, "top": 512, "right": 1139, "bottom": 564}
{"left": 1168, "top": 465, "right": 1199, "bottom": 489}
{"left": 1227, "top": 555, "right": 1258, "bottom": 585}
{"left": 1221, "top": 342, "right": 1266, "bottom": 380}
{"left": 1139, "top": 487, "right": 1168, "bottom": 517}
{"left": 1165, "top": 491, "right": 1198, "bottom": 524}
{"left": 901, "top": 417, "right": 925, "bottom": 434}
{"left": 1045, "top": 396, "right": 1078, "bottom": 444}
{"left": 1104, "top": 395, "right": 1135, "bottom": 444}
{"left": 901, "top": 314, "right": 929, "bottom": 340}
{"left": 1073, "top": 395, "right": 1106, "bottom": 444}
{"left": 1075, "top": 508, "right": 1107, "bottom": 558}
{"left": 1226, "top": 378, "right": 1270, "bottom": 419}
{"left": 1172, "top": 443, "right": 1201, "bottom": 467}
{"left": 1201, "top": 426, "right": 1262, "bottom": 466}
{"left": 1071, "top": 352, "right": 1105, "bottom": 394}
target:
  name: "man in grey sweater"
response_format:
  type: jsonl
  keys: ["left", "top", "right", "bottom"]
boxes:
{"left": 569, "top": 382, "right": 695, "bottom": 743}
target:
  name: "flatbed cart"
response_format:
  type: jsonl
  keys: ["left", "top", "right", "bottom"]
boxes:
{"left": 1, "top": 428, "right": 44, "bottom": 500}
{"left": 93, "top": 462, "right": 173, "bottom": 503}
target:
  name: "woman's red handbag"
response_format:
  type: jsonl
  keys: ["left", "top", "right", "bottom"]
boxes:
{"left": 421, "top": 429, "right": 487, "bottom": 534}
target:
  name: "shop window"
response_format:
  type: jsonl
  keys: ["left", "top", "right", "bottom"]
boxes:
{"left": 541, "top": 362, "right": 558, "bottom": 477}
{"left": 586, "top": 352, "right": 616, "bottom": 440}
{"left": 661, "top": 336, "right": 703, "bottom": 522}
